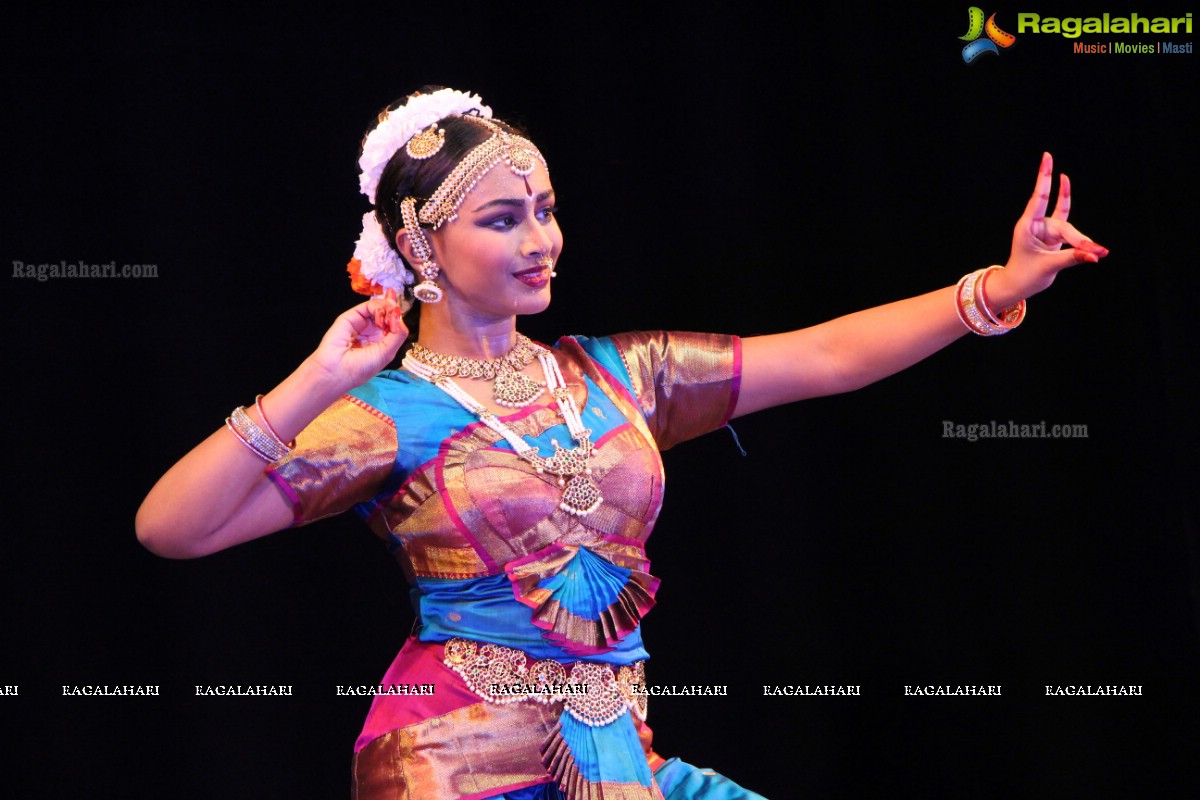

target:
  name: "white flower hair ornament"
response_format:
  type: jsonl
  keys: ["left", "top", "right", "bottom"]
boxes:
{"left": 347, "top": 88, "right": 491, "bottom": 304}
{"left": 358, "top": 89, "right": 492, "bottom": 203}
{"left": 349, "top": 212, "right": 414, "bottom": 301}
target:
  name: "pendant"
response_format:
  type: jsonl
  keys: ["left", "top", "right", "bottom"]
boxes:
{"left": 536, "top": 438, "right": 602, "bottom": 516}
{"left": 560, "top": 473, "right": 603, "bottom": 517}
{"left": 493, "top": 369, "right": 544, "bottom": 408}
{"left": 542, "top": 438, "right": 592, "bottom": 476}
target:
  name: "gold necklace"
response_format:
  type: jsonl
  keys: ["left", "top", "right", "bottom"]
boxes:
{"left": 407, "top": 334, "right": 544, "bottom": 408}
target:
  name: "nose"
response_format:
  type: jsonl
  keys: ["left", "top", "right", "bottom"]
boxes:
{"left": 521, "top": 216, "right": 554, "bottom": 258}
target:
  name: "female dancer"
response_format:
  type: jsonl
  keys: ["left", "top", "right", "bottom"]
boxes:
{"left": 136, "top": 87, "right": 1107, "bottom": 800}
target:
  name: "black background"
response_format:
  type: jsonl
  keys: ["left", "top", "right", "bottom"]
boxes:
{"left": 4, "top": 2, "right": 1198, "bottom": 798}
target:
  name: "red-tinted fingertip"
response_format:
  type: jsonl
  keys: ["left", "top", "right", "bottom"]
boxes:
{"left": 1074, "top": 250, "right": 1100, "bottom": 264}
{"left": 1041, "top": 152, "right": 1052, "bottom": 174}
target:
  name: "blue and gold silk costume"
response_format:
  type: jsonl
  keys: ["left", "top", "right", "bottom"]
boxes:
{"left": 268, "top": 332, "right": 765, "bottom": 800}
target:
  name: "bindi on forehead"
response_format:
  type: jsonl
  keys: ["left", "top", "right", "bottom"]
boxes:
{"left": 464, "top": 164, "right": 554, "bottom": 212}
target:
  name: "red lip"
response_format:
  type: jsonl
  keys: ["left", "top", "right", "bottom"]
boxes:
{"left": 516, "top": 267, "right": 552, "bottom": 289}
{"left": 514, "top": 267, "right": 550, "bottom": 288}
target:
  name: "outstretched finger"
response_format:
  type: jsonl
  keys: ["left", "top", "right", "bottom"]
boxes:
{"left": 1052, "top": 173, "right": 1071, "bottom": 221}
{"left": 1022, "top": 152, "right": 1054, "bottom": 223}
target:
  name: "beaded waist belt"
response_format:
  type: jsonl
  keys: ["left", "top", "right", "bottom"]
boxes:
{"left": 442, "top": 637, "right": 649, "bottom": 727}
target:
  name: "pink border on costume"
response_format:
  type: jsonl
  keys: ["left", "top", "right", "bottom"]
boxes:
{"left": 721, "top": 335, "right": 743, "bottom": 426}
{"left": 543, "top": 635, "right": 614, "bottom": 657}
{"left": 491, "top": 399, "right": 555, "bottom": 426}
{"left": 570, "top": 337, "right": 667, "bottom": 457}
{"left": 456, "top": 779, "right": 555, "bottom": 800}
{"left": 599, "top": 532, "right": 660, "bottom": 595}
{"left": 265, "top": 469, "right": 305, "bottom": 527}
{"left": 432, "top": 438, "right": 501, "bottom": 574}
{"left": 504, "top": 540, "right": 569, "bottom": 575}
{"left": 343, "top": 392, "right": 397, "bottom": 427}
{"left": 570, "top": 337, "right": 644, "bottom": 411}
{"left": 594, "top": 421, "right": 634, "bottom": 450}
{"left": 372, "top": 456, "right": 421, "bottom": 511}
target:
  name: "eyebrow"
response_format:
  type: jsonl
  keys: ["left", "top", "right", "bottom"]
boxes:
{"left": 470, "top": 190, "right": 555, "bottom": 213}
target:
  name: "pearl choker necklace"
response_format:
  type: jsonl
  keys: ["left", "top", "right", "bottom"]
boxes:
{"left": 402, "top": 348, "right": 603, "bottom": 517}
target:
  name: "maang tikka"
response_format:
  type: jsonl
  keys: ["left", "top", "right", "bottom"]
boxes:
{"left": 400, "top": 196, "right": 443, "bottom": 303}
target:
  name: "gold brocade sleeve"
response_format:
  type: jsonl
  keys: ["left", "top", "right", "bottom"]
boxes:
{"left": 267, "top": 393, "right": 397, "bottom": 526}
{"left": 608, "top": 331, "right": 741, "bottom": 452}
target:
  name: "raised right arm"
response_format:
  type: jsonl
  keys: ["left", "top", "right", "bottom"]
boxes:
{"left": 135, "top": 299, "right": 407, "bottom": 558}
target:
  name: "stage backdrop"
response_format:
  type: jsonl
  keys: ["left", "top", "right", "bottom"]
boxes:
{"left": 4, "top": 3, "right": 1198, "bottom": 798}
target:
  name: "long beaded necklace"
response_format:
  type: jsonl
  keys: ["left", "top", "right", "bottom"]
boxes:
{"left": 407, "top": 334, "right": 544, "bottom": 408}
{"left": 402, "top": 346, "right": 604, "bottom": 517}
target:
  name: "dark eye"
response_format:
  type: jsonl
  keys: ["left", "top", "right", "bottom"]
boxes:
{"left": 537, "top": 205, "right": 558, "bottom": 222}
{"left": 485, "top": 215, "right": 519, "bottom": 230}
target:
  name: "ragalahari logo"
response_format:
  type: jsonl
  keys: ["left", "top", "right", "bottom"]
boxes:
{"left": 960, "top": 7, "right": 1017, "bottom": 62}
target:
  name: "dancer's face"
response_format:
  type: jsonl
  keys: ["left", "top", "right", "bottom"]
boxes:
{"left": 427, "top": 161, "right": 561, "bottom": 323}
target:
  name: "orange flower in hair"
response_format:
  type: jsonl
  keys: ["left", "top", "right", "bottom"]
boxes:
{"left": 346, "top": 257, "right": 380, "bottom": 296}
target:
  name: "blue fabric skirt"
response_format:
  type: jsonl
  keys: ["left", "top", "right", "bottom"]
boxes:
{"left": 488, "top": 757, "right": 768, "bottom": 799}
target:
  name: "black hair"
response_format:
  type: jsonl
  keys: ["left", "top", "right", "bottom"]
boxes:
{"left": 368, "top": 86, "right": 530, "bottom": 254}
